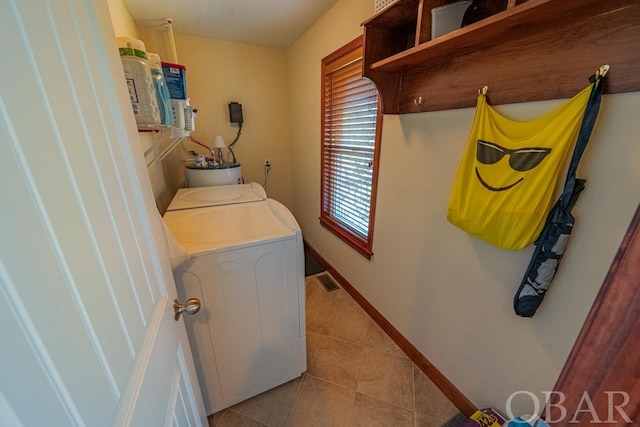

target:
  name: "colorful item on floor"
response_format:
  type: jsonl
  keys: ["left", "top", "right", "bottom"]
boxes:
{"left": 458, "top": 408, "right": 506, "bottom": 427}
{"left": 506, "top": 416, "right": 551, "bottom": 427}
{"left": 447, "top": 80, "right": 595, "bottom": 250}
{"left": 514, "top": 71, "right": 605, "bottom": 317}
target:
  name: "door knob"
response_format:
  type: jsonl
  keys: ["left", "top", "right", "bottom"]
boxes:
{"left": 173, "top": 298, "right": 201, "bottom": 321}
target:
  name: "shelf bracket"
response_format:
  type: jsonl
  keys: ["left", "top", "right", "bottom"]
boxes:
{"left": 139, "top": 124, "right": 190, "bottom": 166}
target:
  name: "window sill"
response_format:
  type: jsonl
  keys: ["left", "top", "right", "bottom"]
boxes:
{"left": 320, "top": 216, "right": 373, "bottom": 260}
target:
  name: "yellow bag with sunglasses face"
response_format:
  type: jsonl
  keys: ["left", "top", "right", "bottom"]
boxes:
{"left": 447, "top": 85, "right": 593, "bottom": 250}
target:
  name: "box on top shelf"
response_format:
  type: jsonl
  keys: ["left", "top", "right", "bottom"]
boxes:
{"left": 161, "top": 62, "right": 187, "bottom": 100}
{"left": 431, "top": 0, "right": 472, "bottom": 39}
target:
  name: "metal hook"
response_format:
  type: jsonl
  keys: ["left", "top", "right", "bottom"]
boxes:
{"left": 478, "top": 86, "right": 488, "bottom": 96}
{"left": 413, "top": 96, "right": 423, "bottom": 106}
{"left": 596, "top": 64, "right": 610, "bottom": 78}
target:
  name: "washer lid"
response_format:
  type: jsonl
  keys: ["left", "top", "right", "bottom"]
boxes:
{"left": 166, "top": 182, "right": 267, "bottom": 211}
{"left": 163, "top": 200, "right": 296, "bottom": 255}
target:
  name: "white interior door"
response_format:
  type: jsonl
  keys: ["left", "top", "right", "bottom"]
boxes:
{"left": 0, "top": 0, "right": 206, "bottom": 426}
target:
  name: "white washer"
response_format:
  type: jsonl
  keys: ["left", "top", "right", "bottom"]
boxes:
{"left": 166, "top": 182, "right": 266, "bottom": 211}
{"left": 164, "top": 199, "right": 306, "bottom": 414}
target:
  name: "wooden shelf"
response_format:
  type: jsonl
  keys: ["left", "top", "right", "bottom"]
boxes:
{"left": 366, "top": 0, "right": 421, "bottom": 29}
{"left": 362, "top": 0, "right": 640, "bottom": 114}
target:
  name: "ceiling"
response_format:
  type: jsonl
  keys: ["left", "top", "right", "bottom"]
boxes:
{"left": 123, "top": 0, "right": 339, "bottom": 49}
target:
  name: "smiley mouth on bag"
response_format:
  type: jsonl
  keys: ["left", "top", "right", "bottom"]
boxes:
{"left": 475, "top": 167, "right": 524, "bottom": 192}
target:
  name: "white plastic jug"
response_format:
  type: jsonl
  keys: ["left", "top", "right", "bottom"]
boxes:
{"left": 147, "top": 52, "right": 174, "bottom": 126}
{"left": 117, "top": 37, "right": 161, "bottom": 126}
{"left": 171, "top": 99, "right": 186, "bottom": 130}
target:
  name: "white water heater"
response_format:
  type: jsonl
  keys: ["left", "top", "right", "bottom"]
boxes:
{"left": 185, "top": 163, "right": 243, "bottom": 187}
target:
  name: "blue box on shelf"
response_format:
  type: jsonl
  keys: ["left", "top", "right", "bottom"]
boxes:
{"left": 161, "top": 62, "right": 187, "bottom": 100}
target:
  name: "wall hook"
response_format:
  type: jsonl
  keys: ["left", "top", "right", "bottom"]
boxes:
{"left": 478, "top": 86, "right": 489, "bottom": 96}
{"left": 413, "top": 96, "right": 423, "bottom": 106}
{"left": 597, "top": 64, "right": 610, "bottom": 78}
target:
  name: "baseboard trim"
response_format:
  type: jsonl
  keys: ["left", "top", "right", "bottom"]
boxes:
{"left": 304, "top": 240, "right": 477, "bottom": 417}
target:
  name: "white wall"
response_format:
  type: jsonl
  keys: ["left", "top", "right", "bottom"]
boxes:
{"left": 288, "top": 0, "right": 640, "bottom": 416}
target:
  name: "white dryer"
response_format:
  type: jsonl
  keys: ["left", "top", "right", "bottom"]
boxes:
{"left": 163, "top": 199, "right": 306, "bottom": 414}
{"left": 166, "top": 182, "right": 266, "bottom": 211}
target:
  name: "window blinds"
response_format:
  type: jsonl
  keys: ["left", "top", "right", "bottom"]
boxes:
{"left": 322, "top": 57, "right": 379, "bottom": 240}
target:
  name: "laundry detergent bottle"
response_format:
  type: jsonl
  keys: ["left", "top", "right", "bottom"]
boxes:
{"left": 147, "top": 52, "right": 174, "bottom": 126}
{"left": 116, "top": 37, "right": 161, "bottom": 126}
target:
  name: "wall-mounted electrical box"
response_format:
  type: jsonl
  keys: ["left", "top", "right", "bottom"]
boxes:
{"left": 228, "top": 102, "right": 243, "bottom": 124}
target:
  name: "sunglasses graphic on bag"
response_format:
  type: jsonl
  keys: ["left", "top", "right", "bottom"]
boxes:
{"left": 476, "top": 140, "right": 552, "bottom": 172}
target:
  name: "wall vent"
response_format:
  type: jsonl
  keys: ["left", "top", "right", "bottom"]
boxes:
{"left": 317, "top": 274, "right": 340, "bottom": 292}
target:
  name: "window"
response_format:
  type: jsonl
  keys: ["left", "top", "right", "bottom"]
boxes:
{"left": 320, "top": 36, "right": 383, "bottom": 260}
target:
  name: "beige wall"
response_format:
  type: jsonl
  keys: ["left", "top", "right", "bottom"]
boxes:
{"left": 106, "top": 0, "right": 138, "bottom": 38}
{"left": 109, "top": 0, "right": 640, "bottom": 415}
{"left": 108, "top": 2, "right": 293, "bottom": 212}
{"left": 288, "top": 0, "right": 640, "bottom": 416}
{"left": 172, "top": 34, "right": 293, "bottom": 209}
{"left": 106, "top": 0, "right": 172, "bottom": 210}
{"left": 147, "top": 34, "right": 294, "bottom": 213}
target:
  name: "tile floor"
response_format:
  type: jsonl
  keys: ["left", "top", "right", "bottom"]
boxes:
{"left": 209, "top": 274, "right": 461, "bottom": 427}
